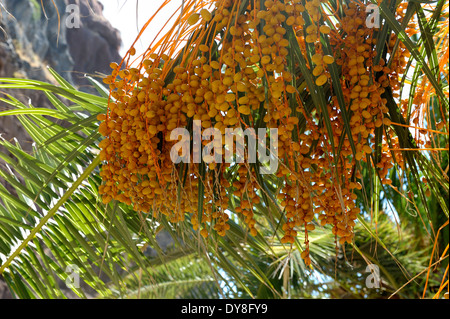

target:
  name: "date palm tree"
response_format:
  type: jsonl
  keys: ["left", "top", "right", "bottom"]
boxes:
{"left": 0, "top": 0, "right": 448, "bottom": 299}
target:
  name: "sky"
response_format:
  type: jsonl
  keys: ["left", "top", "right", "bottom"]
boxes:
{"left": 100, "top": 0, "right": 183, "bottom": 58}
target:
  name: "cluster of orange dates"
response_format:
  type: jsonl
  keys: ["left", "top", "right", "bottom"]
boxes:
{"left": 98, "top": 0, "right": 410, "bottom": 266}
